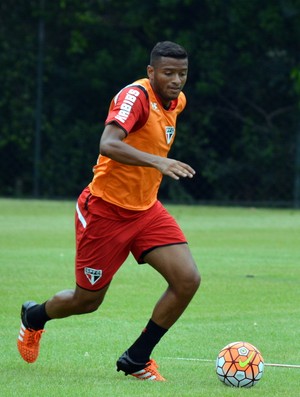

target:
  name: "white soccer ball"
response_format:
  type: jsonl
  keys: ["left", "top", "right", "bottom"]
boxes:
{"left": 216, "top": 341, "right": 264, "bottom": 388}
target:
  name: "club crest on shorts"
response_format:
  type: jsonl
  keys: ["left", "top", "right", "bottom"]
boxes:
{"left": 84, "top": 267, "right": 102, "bottom": 285}
{"left": 165, "top": 126, "right": 175, "bottom": 144}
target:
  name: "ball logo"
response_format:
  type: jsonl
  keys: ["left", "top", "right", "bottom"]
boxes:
{"left": 239, "top": 352, "right": 254, "bottom": 368}
{"left": 84, "top": 267, "right": 102, "bottom": 285}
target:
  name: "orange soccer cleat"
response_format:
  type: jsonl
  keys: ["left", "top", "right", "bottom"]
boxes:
{"left": 116, "top": 350, "right": 166, "bottom": 381}
{"left": 17, "top": 301, "right": 45, "bottom": 363}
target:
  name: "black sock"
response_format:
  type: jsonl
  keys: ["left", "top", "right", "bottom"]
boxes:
{"left": 127, "top": 319, "right": 168, "bottom": 363}
{"left": 27, "top": 302, "right": 51, "bottom": 330}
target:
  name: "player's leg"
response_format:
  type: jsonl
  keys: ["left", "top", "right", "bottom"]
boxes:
{"left": 116, "top": 244, "right": 200, "bottom": 380}
{"left": 125, "top": 243, "right": 199, "bottom": 359}
{"left": 45, "top": 283, "right": 110, "bottom": 318}
{"left": 116, "top": 202, "right": 200, "bottom": 380}
{"left": 17, "top": 284, "right": 110, "bottom": 363}
{"left": 145, "top": 243, "right": 200, "bottom": 328}
{"left": 17, "top": 188, "right": 128, "bottom": 364}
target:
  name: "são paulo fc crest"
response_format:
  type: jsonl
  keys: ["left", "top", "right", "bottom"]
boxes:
{"left": 165, "top": 126, "right": 175, "bottom": 144}
{"left": 84, "top": 267, "right": 102, "bottom": 285}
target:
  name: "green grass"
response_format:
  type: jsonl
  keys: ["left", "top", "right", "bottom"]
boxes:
{"left": 1, "top": 198, "right": 300, "bottom": 396}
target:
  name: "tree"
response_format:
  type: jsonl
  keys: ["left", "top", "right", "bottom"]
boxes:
{"left": 1, "top": 0, "right": 300, "bottom": 205}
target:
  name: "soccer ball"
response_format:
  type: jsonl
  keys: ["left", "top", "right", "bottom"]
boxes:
{"left": 216, "top": 341, "right": 264, "bottom": 388}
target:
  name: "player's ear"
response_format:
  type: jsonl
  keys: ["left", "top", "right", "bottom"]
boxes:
{"left": 147, "top": 65, "right": 154, "bottom": 79}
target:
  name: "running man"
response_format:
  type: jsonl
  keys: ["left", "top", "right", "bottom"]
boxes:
{"left": 17, "top": 41, "right": 201, "bottom": 381}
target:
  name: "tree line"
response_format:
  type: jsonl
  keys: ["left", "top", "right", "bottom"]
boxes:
{"left": 1, "top": 0, "right": 300, "bottom": 206}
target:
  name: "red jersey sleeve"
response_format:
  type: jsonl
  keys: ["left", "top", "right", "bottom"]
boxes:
{"left": 105, "top": 85, "right": 149, "bottom": 134}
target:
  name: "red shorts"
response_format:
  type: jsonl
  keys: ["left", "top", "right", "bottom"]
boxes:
{"left": 75, "top": 187, "right": 187, "bottom": 291}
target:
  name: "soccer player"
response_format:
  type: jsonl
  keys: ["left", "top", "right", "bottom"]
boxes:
{"left": 17, "top": 41, "right": 201, "bottom": 381}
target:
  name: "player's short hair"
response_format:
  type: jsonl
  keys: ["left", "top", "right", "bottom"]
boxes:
{"left": 150, "top": 41, "right": 188, "bottom": 66}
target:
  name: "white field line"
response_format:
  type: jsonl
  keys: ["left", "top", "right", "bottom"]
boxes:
{"left": 163, "top": 357, "right": 300, "bottom": 368}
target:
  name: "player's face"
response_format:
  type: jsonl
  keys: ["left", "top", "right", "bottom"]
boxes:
{"left": 147, "top": 57, "right": 188, "bottom": 108}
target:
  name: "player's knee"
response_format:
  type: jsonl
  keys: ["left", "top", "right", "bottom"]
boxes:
{"left": 73, "top": 284, "right": 109, "bottom": 314}
{"left": 76, "top": 299, "right": 101, "bottom": 314}
{"left": 176, "top": 266, "right": 201, "bottom": 298}
{"left": 188, "top": 267, "right": 201, "bottom": 293}
{"left": 70, "top": 292, "right": 104, "bottom": 314}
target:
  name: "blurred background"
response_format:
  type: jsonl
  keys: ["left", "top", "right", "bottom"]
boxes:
{"left": 1, "top": 0, "right": 300, "bottom": 207}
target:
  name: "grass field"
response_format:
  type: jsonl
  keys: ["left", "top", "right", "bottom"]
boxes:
{"left": 1, "top": 198, "right": 299, "bottom": 396}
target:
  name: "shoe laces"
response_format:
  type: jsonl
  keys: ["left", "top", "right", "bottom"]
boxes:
{"left": 24, "top": 328, "right": 45, "bottom": 346}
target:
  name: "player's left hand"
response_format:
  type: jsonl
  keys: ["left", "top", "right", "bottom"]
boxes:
{"left": 157, "top": 158, "right": 196, "bottom": 180}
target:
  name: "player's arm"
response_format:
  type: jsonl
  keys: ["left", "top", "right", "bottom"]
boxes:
{"left": 100, "top": 124, "right": 195, "bottom": 180}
